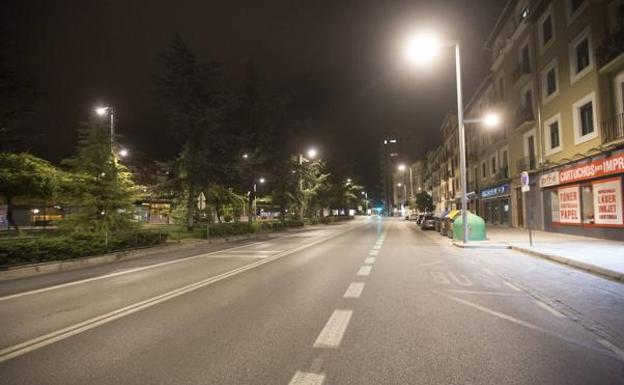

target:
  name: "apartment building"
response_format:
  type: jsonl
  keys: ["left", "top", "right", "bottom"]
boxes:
{"left": 418, "top": 0, "right": 623, "bottom": 240}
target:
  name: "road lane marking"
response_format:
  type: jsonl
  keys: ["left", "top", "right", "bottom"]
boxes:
{"left": 433, "top": 290, "right": 616, "bottom": 359}
{"left": 369, "top": 250, "right": 379, "bottom": 256}
{"left": 445, "top": 289, "right": 512, "bottom": 296}
{"left": 429, "top": 271, "right": 450, "bottom": 285}
{"left": 343, "top": 282, "right": 365, "bottom": 298}
{"left": 364, "top": 257, "right": 376, "bottom": 264}
{"left": 0, "top": 225, "right": 365, "bottom": 362}
{"left": 418, "top": 260, "right": 444, "bottom": 267}
{"left": 504, "top": 281, "right": 522, "bottom": 292}
{"left": 313, "top": 310, "right": 353, "bottom": 348}
{"left": 597, "top": 339, "right": 624, "bottom": 361}
{"left": 447, "top": 271, "right": 473, "bottom": 286}
{"left": 224, "top": 250, "right": 285, "bottom": 254}
{"left": 357, "top": 266, "right": 372, "bottom": 276}
{"left": 533, "top": 300, "right": 566, "bottom": 318}
{"left": 288, "top": 371, "right": 325, "bottom": 385}
{"left": 372, "top": 245, "right": 382, "bottom": 250}
{"left": 482, "top": 268, "right": 495, "bottom": 276}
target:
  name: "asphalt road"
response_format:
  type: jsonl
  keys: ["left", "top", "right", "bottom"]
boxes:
{"left": 1, "top": 217, "right": 623, "bottom": 385}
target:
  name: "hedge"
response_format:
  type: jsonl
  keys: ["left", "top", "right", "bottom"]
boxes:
{"left": 0, "top": 230, "right": 168, "bottom": 267}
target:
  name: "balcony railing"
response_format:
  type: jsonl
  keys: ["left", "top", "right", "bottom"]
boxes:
{"left": 513, "top": 105, "right": 535, "bottom": 128}
{"left": 511, "top": 62, "right": 532, "bottom": 83}
{"left": 596, "top": 27, "right": 624, "bottom": 69}
{"left": 601, "top": 113, "right": 624, "bottom": 144}
{"left": 516, "top": 156, "right": 537, "bottom": 173}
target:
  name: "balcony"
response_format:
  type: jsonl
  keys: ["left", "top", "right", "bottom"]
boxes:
{"left": 511, "top": 61, "right": 532, "bottom": 85}
{"left": 596, "top": 27, "right": 624, "bottom": 71}
{"left": 601, "top": 113, "right": 624, "bottom": 144}
{"left": 496, "top": 167, "right": 510, "bottom": 180}
{"left": 516, "top": 156, "right": 537, "bottom": 173}
{"left": 512, "top": 105, "right": 535, "bottom": 129}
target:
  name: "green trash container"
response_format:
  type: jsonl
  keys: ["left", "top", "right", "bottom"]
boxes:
{"left": 452, "top": 212, "right": 486, "bottom": 241}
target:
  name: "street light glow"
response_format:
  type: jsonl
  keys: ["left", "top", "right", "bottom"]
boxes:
{"left": 483, "top": 113, "right": 501, "bottom": 128}
{"left": 259, "top": 177, "right": 266, "bottom": 184}
{"left": 118, "top": 149, "right": 129, "bottom": 157}
{"left": 397, "top": 183, "right": 402, "bottom": 187}
{"left": 307, "top": 148, "right": 318, "bottom": 159}
{"left": 95, "top": 106, "right": 109, "bottom": 116}
{"left": 397, "top": 164, "right": 406, "bottom": 171}
{"left": 405, "top": 33, "right": 441, "bottom": 65}
{"left": 242, "top": 153, "right": 249, "bottom": 159}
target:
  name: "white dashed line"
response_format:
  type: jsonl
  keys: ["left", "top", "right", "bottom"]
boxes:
{"left": 364, "top": 257, "right": 376, "bottom": 264}
{"left": 533, "top": 300, "right": 566, "bottom": 318}
{"left": 504, "top": 281, "right": 522, "bottom": 292}
{"left": 597, "top": 339, "right": 624, "bottom": 362}
{"left": 357, "top": 266, "right": 372, "bottom": 276}
{"left": 445, "top": 289, "right": 512, "bottom": 296}
{"left": 313, "top": 310, "right": 353, "bottom": 348}
{"left": 343, "top": 282, "right": 365, "bottom": 298}
{"left": 372, "top": 245, "right": 382, "bottom": 250}
{"left": 288, "top": 371, "right": 325, "bottom": 385}
{"left": 369, "top": 250, "right": 379, "bottom": 256}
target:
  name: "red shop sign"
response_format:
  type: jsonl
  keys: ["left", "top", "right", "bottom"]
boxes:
{"left": 558, "top": 154, "right": 624, "bottom": 184}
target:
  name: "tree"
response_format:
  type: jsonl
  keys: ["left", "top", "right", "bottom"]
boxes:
{"left": 60, "top": 116, "right": 138, "bottom": 233}
{"left": 154, "top": 36, "right": 231, "bottom": 229}
{"left": 0, "top": 153, "right": 59, "bottom": 231}
{"left": 205, "top": 184, "right": 246, "bottom": 224}
{"left": 414, "top": 191, "right": 435, "bottom": 213}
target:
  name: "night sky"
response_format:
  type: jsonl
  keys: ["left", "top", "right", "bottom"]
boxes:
{"left": 4, "top": 0, "right": 506, "bottom": 194}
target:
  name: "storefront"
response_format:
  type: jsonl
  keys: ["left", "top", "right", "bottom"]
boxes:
{"left": 540, "top": 152, "right": 624, "bottom": 240}
{"left": 478, "top": 183, "right": 511, "bottom": 226}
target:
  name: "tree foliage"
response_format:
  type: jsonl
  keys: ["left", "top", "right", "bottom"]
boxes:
{"left": 414, "top": 191, "right": 435, "bottom": 213}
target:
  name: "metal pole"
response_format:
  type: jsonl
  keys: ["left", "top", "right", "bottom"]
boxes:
{"left": 455, "top": 43, "right": 468, "bottom": 244}
{"left": 110, "top": 109, "right": 115, "bottom": 154}
{"left": 526, "top": 191, "right": 533, "bottom": 246}
{"left": 409, "top": 167, "right": 414, "bottom": 199}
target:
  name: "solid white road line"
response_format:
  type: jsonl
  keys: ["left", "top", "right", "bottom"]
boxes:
{"left": 313, "top": 310, "right": 353, "bottom": 348}
{"left": 533, "top": 299, "right": 566, "bottom": 318}
{"left": 357, "top": 266, "right": 372, "bottom": 276}
{"left": 482, "top": 268, "right": 495, "bottom": 276}
{"left": 0, "top": 226, "right": 363, "bottom": 363}
{"left": 343, "top": 282, "right": 365, "bottom": 298}
{"left": 597, "top": 339, "right": 624, "bottom": 362}
{"left": 504, "top": 281, "right": 522, "bottom": 292}
{"left": 288, "top": 371, "right": 325, "bottom": 385}
{"left": 445, "top": 289, "right": 512, "bottom": 296}
{"left": 364, "top": 257, "right": 376, "bottom": 265}
{"left": 418, "top": 260, "right": 444, "bottom": 267}
{"left": 369, "top": 250, "right": 379, "bottom": 256}
{"left": 0, "top": 241, "right": 264, "bottom": 302}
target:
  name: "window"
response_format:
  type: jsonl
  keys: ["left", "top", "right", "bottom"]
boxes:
{"left": 569, "top": 27, "right": 594, "bottom": 83}
{"left": 566, "top": 0, "right": 587, "bottom": 24}
{"left": 522, "top": 84, "right": 534, "bottom": 116}
{"left": 500, "top": 148, "right": 509, "bottom": 178}
{"left": 541, "top": 58, "right": 559, "bottom": 103}
{"left": 538, "top": 4, "right": 555, "bottom": 52}
{"left": 550, "top": 190, "right": 560, "bottom": 222}
{"left": 523, "top": 129, "right": 536, "bottom": 170}
{"left": 481, "top": 161, "right": 487, "bottom": 180}
{"left": 490, "top": 155, "right": 497, "bottom": 176}
{"left": 544, "top": 113, "right": 563, "bottom": 155}
{"left": 572, "top": 92, "right": 598, "bottom": 144}
{"left": 581, "top": 184, "right": 594, "bottom": 224}
{"left": 520, "top": 43, "right": 531, "bottom": 73}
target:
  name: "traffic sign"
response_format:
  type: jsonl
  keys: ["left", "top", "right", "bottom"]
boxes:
{"left": 197, "top": 192, "right": 206, "bottom": 210}
{"left": 520, "top": 171, "right": 530, "bottom": 192}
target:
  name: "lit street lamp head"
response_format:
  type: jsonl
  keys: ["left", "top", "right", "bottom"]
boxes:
{"left": 95, "top": 106, "right": 110, "bottom": 116}
{"left": 307, "top": 148, "right": 318, "bottom": 159}
{"left": 397, "top": 164, "right": 406, "bottom": 171}
{"left": 404, "top": 33, "right": 441, "bottom": 65}
{"left": 118, "top": 149, "right": 129, "bottom": 158}
{"left": 259, "top": 177, "right": 266, "bottom": 184}
{"left": 483, "top": 112, "right": 501, "bottom": 128}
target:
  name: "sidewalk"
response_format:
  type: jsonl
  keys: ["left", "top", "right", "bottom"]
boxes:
{"left": 485, "top": 226, "right": 624, "bottom": 282}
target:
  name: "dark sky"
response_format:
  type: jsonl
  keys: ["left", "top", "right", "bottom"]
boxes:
{"left": 4, "top": 0, "right": 506, "bottom": 195}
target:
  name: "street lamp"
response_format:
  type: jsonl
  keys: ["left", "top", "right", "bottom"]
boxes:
{"left": 307, "top": 148, "right": 318, "bottom": 159}
{"left": 397, "top": 163, "right": 414, "bottom": 199}
{"left": 118, "top": 148, "right": 129, "bottom": 158}
{"left": 95, "top": 105, "right": 114, "bottom": 153}
{"left": 361, "top": 191, "right": 369, "bottom": 213}
{"left": 403, "top": 33, "right": 471, "bottom": 242}
{"left": 253, "top": 177, "right": 266, "bottom": 221}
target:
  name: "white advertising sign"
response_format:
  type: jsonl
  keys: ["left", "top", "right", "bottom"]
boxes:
{"left": 593, "top": 179, "right": 623, "bottom": 225}
{"left": 539, "top": 171, "right": 560, "bottom": 188}
{"left": 558, "top": 185, "right": 581, "bottom": 224}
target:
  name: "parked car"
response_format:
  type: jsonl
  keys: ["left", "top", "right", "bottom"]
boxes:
{"left": 420, "top": 214, "right": 436, "bottom": 230}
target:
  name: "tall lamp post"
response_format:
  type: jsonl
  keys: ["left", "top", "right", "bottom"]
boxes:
{"left": 253, "top": 177, "right": 266, "bottom": 221}
{"left": 404, "top": 33, "right": 500, "bottom": 243}
{"left": 95, "top": 106, "right": 114, "bottom": 153}
{"left": 297, "top": 147, "right": 318, "bottom": 220}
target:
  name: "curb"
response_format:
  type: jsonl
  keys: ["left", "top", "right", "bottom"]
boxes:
{"left": 452, "top": 241, "right": 511, "bottom": 249}
{"left": 0, "top": 230, "right": 291, "bottom": 282}
{"left": 509, "top": 245, "right": 624, "bottom": 283}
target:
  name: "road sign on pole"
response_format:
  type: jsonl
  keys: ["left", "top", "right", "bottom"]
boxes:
{"left": 197, "top": 192, "right": 206, "bottom": 210}
{"left": 521, "top": 171, "right": 530, "bottom": 193}
{"left": 520, "top": 171, "right": 533, "bottom": 246}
